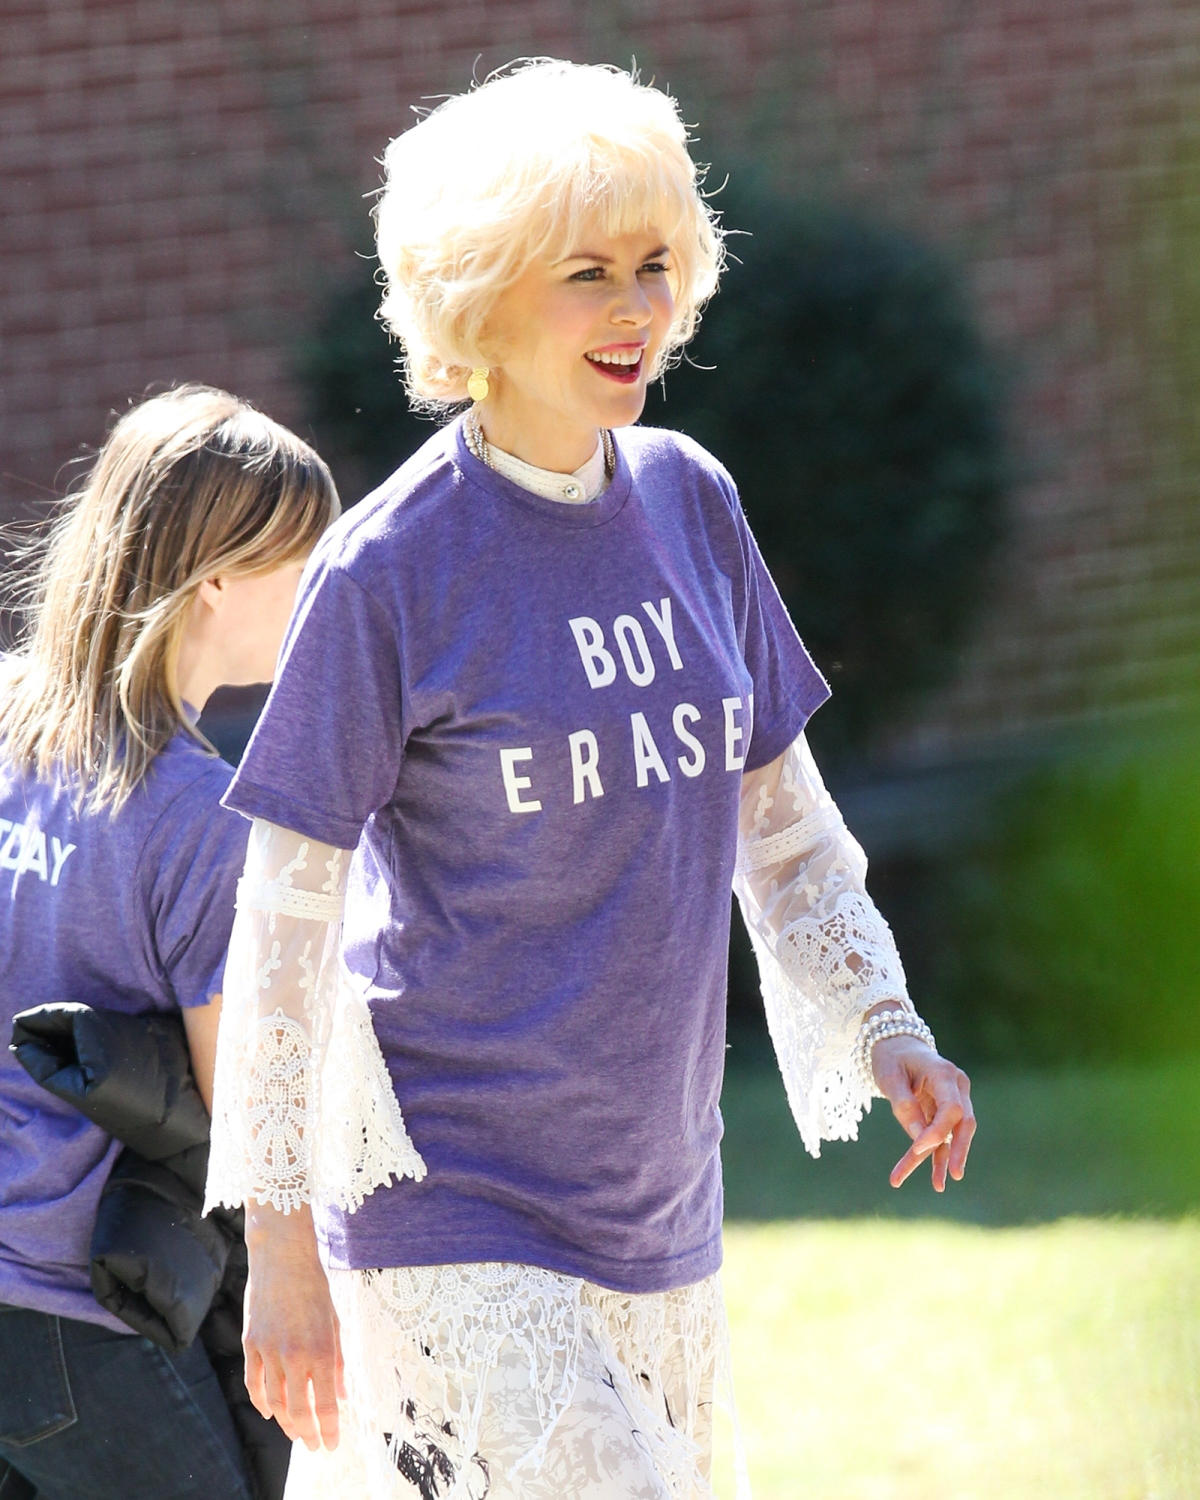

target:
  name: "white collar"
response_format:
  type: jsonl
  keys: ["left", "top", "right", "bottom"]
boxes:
{"left": 482, "top": 434, "right": 609, "bottom": 504}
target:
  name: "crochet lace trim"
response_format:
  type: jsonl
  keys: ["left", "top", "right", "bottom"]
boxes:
{"left": 206, "top": 828, "right": 426, "bottom": 1216}
{"left": 735, "top": 733, "right": 911, "bottom": 1154}
{"left": 285, "top": 1263, "right": 748, "bottom": 1500}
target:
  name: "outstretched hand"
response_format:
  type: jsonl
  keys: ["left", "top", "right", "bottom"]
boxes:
{"left": 872, "top": 1037, "right": 976, "bottom": 1192}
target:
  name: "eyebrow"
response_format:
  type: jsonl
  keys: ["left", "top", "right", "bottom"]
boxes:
{"left": 554, "top": 245, "right": 671, "bottom": 265}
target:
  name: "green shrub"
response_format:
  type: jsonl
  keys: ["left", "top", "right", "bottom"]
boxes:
{"left": 642, "top": 173, "right": 1010, "bottom": 762}
{"left": 921, "top": 730, "right": 1200, "bottom": 1065}
{"left": 295, "top": 269, "right": 435, "bottom": 505}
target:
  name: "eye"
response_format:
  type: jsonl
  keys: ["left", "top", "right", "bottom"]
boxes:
{"left": 640, "top": 259, "right": 672, "bottom": 276}
{"left": 569, "top": 266, "right": 606, "bottom": 282}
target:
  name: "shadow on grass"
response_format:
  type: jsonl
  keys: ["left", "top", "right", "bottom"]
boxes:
{"left": 720, "top": 1031, "right": 1200, "bottom": 1225}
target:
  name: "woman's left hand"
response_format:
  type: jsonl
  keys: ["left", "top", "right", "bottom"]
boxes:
{"left": 872, "top": 1038, "right": 976, "bottom": 1191}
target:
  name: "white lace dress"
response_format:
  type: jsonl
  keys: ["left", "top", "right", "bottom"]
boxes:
{"left": 205, "top": 733, "right": 914, "bottom": 1500}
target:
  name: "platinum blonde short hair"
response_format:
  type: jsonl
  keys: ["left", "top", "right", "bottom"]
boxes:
{"left": 374, "top": 59, "right": 726, "bottom": 406}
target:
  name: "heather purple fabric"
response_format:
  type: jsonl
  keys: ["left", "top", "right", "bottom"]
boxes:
{"left": 0, "top": 732, "right": 247, "bottom": 1330}
{"left": 226, "top": 420, "right": 829, "bottom": 1291}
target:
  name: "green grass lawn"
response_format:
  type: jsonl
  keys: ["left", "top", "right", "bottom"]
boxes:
{"left": 712, "top": 1052, "right": 1200, "bottom": 1498}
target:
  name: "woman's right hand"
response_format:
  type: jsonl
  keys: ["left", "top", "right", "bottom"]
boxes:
{"left": 243, "top": 1202, "right": 345, "bottom": 1451}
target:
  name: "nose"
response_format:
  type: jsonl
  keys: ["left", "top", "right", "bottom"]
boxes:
{"left": 610, "top": 275, "right": 652, "bottom": 327}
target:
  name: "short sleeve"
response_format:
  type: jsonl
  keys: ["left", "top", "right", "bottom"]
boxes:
{"left": 223, "top": 551, "right": 404, "bottom": 849}
{"left": 725, "top": 482, "right": 830, "bottom": 770}
{"left": 143, "top": 766, "right": 249, "bottom": 1010}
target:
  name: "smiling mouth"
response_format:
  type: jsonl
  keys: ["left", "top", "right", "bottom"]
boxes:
{"left": 585, "top": 350, "right": 644, "bottom": 384}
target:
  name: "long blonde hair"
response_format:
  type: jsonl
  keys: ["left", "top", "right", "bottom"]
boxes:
{"left": 1, "top": 384, "right": 339, "bottom": 812}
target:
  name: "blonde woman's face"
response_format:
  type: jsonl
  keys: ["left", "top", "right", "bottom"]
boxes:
{"left": 479, "top": 226, "right": 675, "bottom": 471}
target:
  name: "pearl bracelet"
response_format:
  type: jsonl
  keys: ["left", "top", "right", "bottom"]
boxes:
{"left": 854, "top": 1007, "right": 937, "bottom": 1094}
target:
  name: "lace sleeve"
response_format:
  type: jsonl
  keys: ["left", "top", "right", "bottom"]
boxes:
{"left": 204, "top": 818, "right": 425, "bottom": 1216}
{"left": 734, "top": 733, "right": 915, "bottom": 1157}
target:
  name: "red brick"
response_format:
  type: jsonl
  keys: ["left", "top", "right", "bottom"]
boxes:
{"left": 4, "top": 0, "right": 1200, "bottom": 761}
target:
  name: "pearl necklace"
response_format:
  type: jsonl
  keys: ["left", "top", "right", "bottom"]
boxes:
{"left": 465, "top": 413, "right": 615, "bottom": 502}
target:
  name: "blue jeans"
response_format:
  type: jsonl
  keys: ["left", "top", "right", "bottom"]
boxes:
{"left": 0, "top": 1306, "right": 254, "bottom": 1500}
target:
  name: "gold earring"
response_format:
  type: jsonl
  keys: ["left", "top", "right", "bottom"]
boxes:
{"left": 467, "top": 368, "right": 490, "bottom": 402}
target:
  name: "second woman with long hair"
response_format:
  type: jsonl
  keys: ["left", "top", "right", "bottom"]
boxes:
{"left": 0, "top": 384, "right": 339, "bottom": 1500}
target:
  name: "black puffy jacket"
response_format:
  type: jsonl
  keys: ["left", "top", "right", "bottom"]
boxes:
{"left": 10, "top": 1002, "right": 289, "bottom": 1500}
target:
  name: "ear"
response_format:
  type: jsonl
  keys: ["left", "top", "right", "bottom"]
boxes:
{"left": 473, "top": 306, "right": 507, "bottom": 367}
{"left": 196, "top": 577, "right": 225, "bottom": 612}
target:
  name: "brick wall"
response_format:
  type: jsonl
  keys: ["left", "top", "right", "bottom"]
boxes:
{"left": 3, "top": 0, "right": 1198, "bottom": 764}
{"left": 806, "top": 0, "right": 1200, "bottom": 758}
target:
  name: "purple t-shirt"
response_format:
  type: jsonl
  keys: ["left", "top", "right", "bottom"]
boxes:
{"left": 227, "top": 420, "right": 828, "bottom": 1292}
{"left": 0, "top": 729, "right": 248, "bottom": 1331}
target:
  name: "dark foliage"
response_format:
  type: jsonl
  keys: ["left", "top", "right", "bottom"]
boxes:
{"left": 643, "top": 176, "right": 1010, "bottom": 763}
{"left": 295, "top": 262, "right": 436, "bottom": 507}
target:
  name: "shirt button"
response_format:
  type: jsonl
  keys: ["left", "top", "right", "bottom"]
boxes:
{"left": 563, "top": 481, "right": 583, "bottom": 501}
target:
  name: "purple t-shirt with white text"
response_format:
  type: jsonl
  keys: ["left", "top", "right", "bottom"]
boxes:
{"left": 0, "top": 730, "right": 247, "bottom": 1330}
{"left": 226, "top": 420, "right": 829, "bottom": 1292}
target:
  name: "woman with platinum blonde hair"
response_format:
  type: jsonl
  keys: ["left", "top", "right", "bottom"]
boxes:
{"left": 206, "top": 60, "right": 976, "bottom": 1499}
{"left": 0, "top": 384, "right": 339, "bottom": 1499}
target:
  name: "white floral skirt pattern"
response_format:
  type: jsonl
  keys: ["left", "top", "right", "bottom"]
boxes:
{"left": 283, "top": 1261, "right": 745, "bottom": 1500}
